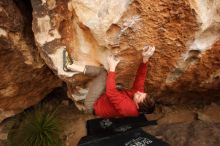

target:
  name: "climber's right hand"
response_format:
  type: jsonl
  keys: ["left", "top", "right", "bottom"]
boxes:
{"left": 142, "top": 45, "right": 155, "bottom": 63}
{"left": 107, "top": 55, "right": 120, "bottom": 72}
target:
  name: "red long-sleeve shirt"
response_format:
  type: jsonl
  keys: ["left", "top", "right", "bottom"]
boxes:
{"left": 94, "top": 62, "right": 148, "bottom": 117}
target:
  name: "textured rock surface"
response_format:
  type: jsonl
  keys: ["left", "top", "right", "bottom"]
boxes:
{"left": 0, "top": 0, "right": 62, "bottom": 122}
{"left": 31, "top": 0, "right": 220, "bottom": 105}
{"left": 157, "top": 110, "right": 196, "bottom": 124}
{"left": 144, "top": 121, "right": 220, "bottom": 146}
{"left": 198, "top": 103, "right": 220, "bottom": 123}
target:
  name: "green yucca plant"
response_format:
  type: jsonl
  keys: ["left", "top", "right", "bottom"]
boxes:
{"left": 8, "top": 105, "right": 62, "bottom": 146}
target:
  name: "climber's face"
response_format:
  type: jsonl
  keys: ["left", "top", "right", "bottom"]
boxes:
{"left": 133, "top": 91, "right": 147, "bottom": 109}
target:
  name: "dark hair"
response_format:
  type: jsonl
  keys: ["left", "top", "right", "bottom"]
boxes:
{"left": 138, "top": 96, "right": 155, "bottom": 114}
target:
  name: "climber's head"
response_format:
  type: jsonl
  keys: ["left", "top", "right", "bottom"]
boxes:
{"left": 133, "top": 91, "right": 155, "bottom": 114}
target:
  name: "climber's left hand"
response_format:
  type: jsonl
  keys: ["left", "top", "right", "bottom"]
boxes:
{"left": 142, "top": 45, "right": 155, "bottom": 63}
{"left": 107, "top": 55, "right": 120, "bottom": 72}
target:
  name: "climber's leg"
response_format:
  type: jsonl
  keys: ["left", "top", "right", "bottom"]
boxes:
{"left": 84, "top": 65, "right": 105, "bottom": 76}
{"left": 63, "top": 48, "right": 103, "bottom": 75}
{"left": 66, "top": 63, "right": 85, "bottom": 73}
{"left": 84, "top": 68, "right": 107, "bottom": 114}
{"left": 63, "top": 48, "right": 86, "bottom": 73}
{"left": 66, "top": 64, "right": 107, "bottom": 113}
{"left": 63, "top": 49, "right": 107, "bottom": 113}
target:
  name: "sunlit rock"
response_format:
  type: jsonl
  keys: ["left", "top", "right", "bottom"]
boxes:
{"left": 31, "top": 0, "right": 220, "bottom": 106}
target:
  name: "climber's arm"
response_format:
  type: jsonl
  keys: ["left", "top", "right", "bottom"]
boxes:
{"left": 130, "top": 62, "right": 148, "bottom": 92}
{"left": 130, "top": 46, "right": 155, "bottom": 93}
{"left": 104, "top": 71, "right": 139, "bottom": 117}
{"left": 105, "top": 55, "right": 122, "bottom": 99}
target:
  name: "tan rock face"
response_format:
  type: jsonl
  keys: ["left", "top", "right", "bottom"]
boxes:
{"left": 31, "top": 0, "right": 220, "bottom": 105}
{"left": 0, "top": 0, "right": 62, "bottom": 122}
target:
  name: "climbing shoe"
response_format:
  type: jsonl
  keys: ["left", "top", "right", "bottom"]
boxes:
{"left": 63, "top": 48, "right": 73, "bottom": 72}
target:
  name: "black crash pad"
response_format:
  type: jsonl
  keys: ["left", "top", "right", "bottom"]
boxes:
{"left": 78, "top": 128, "right": 170, "bottom": 146}
{"left": 86, "top": 114, "right": 157, "bottom": 136}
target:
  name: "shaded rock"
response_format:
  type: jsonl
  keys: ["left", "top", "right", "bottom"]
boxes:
{"left": 198, "top": 103, "right": 220, "bottom": 123}
{"left": 158, "top": 110, "right": 196, "bottom": 124}
{"left": 0, "top": 118, "right": 15, "bottom": 141}
{"left": 61, "top": 99, "right": 70, "bottom": 106}
{"left": 144, "top": 121, "right": 220, "bottom": 146}
{"left": 146, "top": 113, "right": 164, "bottom": 121}
{"left": 0, "top": 0, "right": 62, "bottom": 122}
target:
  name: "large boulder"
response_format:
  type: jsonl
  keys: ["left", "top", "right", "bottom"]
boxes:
{"left": 31, "top": 0, "right": 220, "bottom": 105}
{"left": 0, "top": 0, "right": 62, "bottom": 122}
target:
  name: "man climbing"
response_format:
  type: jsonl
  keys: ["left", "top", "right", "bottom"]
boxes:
{"left": 64, "top": 46, "right": 155, "bottom": 117}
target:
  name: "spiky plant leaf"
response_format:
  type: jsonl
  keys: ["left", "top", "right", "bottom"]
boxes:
{"left": 8, "top": 105, "right": 62, "bottom": 146}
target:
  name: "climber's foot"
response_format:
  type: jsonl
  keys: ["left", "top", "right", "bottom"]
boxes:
{"left": 63, "top": 48, "right": 73, "bottom": 72}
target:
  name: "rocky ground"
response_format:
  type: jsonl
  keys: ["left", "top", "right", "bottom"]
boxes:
{"left": 1, "top": 88, "right": 219, "bottom": 146}
{"left": 58, "top": 103, "right": 220, "bottom": 146}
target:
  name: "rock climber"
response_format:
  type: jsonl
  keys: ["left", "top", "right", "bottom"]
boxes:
{"left": 64, "top": 46, "right": 155, "bottom": 117}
